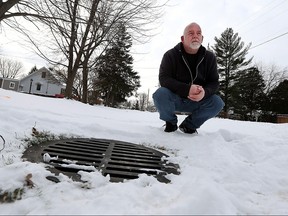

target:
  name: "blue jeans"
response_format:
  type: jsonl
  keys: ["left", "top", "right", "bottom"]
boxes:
{"left": 152, "top": 87, "right": 224, "bottom": 129}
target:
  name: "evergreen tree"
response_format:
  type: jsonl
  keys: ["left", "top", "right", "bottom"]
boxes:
{"left": 269, "top": 79, "right": 288, "bottom": 114}
{"left": 29, "top": 66, "right": 37, "bottom": 74}
{"left": 231, "top": 66, "right": 267, "bottom": 121}
{"left": 95, "top": 23, "right": 140, "bottom": 107}
{"left": 212, "top": 28, "right": 253, "bottom": 117}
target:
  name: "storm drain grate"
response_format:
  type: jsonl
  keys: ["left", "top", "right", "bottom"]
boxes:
{"left": 22, "top": 138, "right": 180, "bottom": 183}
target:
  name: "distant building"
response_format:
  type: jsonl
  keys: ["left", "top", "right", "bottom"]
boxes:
{"left": 277, "top": 114, "right": 288, "bottom": 123}
{"left": 19, "top": 67, "right": 65, "bottom": 97}
{"left": 0, "top": 77, "right": 20, "bottom": 91}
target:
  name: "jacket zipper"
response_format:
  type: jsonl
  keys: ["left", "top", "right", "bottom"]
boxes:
{"left": 182, "top": 55, "right": 204, "bottom": 85}
{"left": 182, "top": 56, "right": 194, "bottom": 84}
{"left": 195, "top": 56, "right": 204, "bottom": 82}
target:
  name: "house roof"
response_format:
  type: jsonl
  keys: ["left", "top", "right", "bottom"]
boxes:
{"left": 20, "top": 67, "right": 65, "bottom": 86}
{"left": 20, "top": 67, "right": 50, "bottom": 81}
{"left": 0, "top": 77, "right": 20, "bottom": 82}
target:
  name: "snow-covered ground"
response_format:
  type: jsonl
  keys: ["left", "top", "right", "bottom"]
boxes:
{"left": 0, "top": 88, "right": 288, "bottom": 215}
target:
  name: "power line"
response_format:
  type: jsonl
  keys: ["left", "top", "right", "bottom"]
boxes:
{"left": 242, "top": 5, "right": 287, "bottom": 36}
{"left": 250, "top": 31, "right": 288, "bottom": 50}
{"left": 235, "top": 0, "right": 286, "bottom": 33}
{"left": 234, "top": 0, "right": 276, "bottom": 31}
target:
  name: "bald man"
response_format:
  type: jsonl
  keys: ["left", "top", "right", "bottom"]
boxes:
{"left": 153, "top": 22, "right": 224, "bottom": 134}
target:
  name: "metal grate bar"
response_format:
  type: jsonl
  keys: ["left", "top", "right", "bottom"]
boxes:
{"left": 45, "top": 145, "right": 105, "bottom": 156}
{"left": 42, "top": 151, "right": 103, "bottom": 164}
{"left": 107, "top": 161, "right": 162, "bottom": 170}
{"left": 110, "top": 156, "right": 161, "bottom": 163}
{"left": 42, "top": 148, "right": 103, "bottom": 160}
{"left": 54, "top": 143, "right": 108, "bottom": 152}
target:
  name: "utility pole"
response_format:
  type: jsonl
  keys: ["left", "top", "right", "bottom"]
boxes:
{"left": 146, "top": 88, "right": 150, "bottom": 110}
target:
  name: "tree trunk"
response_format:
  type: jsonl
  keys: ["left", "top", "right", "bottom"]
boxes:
{"left": 82, "top": 62, "right": 88, "bottom": 103}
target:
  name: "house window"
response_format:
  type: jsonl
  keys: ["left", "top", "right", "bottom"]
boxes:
{"left": 9, "top": 82, "right": 15, "bottom": 89}
{"left": 36, "top": 83, "right": 41, "bottom": 91}
{"left": 41, "top": 72, "right": 46, "bottom": 78}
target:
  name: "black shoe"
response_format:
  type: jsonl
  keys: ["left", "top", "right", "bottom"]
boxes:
{"left": 179, "top": 122, "right": 197, "bottom": 134}
{"left": 164, "top": 121, "right": 178, "bottom": 132}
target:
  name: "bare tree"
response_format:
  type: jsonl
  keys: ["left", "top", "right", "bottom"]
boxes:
{"left": 0, "top": 0, "right": 22, "bottom": 23}
{"left": 255, "top": 62, "right": 288, "bottom": 94}
{"left": 4, "top": 0, "right": 166, "bottom": 102}
{"left": 1, "top": 0, "right": 166, "bottom": 102}
{"left": 138, "top": 92, "right": 148, "bottom": 111}
{"left": 0, "top": 0, "right": 59, "bottom": 26}
{"left": 0, "top": 56, "right": 23, "bottom": 78}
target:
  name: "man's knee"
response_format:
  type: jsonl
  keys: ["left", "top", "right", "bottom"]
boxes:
{"left": 207, "top": 95, "right": 224, "bottom": 115}
{"left": 153, "top": 87, "right": 172, "bottom": 102}
{"left": 213, "top": 95, "right": 224, "bottom": 110}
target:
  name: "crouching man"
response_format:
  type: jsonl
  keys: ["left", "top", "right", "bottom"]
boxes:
{"left": 153, "top": 22, "right": 224, "bottom": 134}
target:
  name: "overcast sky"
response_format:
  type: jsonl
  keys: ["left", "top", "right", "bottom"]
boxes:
{"left": 1, "top": 0, "right": 288, "bottom": 94}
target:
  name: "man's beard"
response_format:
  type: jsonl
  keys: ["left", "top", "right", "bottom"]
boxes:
{"left": 190, "top": 42, "right": 201, "bottom": 50}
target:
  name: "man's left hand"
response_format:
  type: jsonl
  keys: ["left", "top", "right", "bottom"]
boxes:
{"left": 188, "top": 86, "right": 205, "bottom": 101}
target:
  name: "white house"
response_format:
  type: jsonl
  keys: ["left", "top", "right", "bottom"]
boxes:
{"left": 19, "top": 67, "right": 65, "bottom": 97}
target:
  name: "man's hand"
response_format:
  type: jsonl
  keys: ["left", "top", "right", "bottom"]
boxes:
{"left": 188, "top": 84, "right": 205, "bottom": 101}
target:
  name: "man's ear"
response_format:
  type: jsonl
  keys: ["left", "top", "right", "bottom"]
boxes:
{"left": 181, "top": 36, "right": 184, "bottom": 42}
{"left": 201, "top": 36, "right": 204, "bottom": 42}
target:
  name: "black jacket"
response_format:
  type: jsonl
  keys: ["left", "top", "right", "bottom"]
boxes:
{"left": 159, "top": 42, "right": 219, "bottom": 99}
